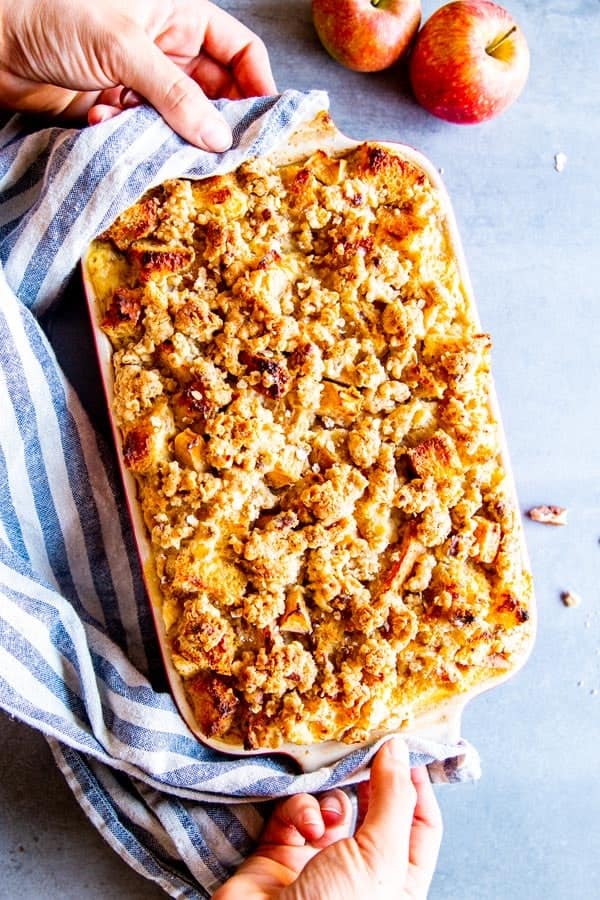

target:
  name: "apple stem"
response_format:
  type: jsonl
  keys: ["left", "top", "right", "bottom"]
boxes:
{"left": 486, "top": 25, "right": 517, "bottom": 57}
{"left": 370, "top": 0, "right": 383, "bottom": 7}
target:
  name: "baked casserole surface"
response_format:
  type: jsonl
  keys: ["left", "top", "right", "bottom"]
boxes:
{"left": 86, "top": 139, "right": 533, "bottom": 749}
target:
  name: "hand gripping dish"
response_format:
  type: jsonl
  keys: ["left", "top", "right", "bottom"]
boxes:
{"left": 82, "top": 113, "right": 535, "bottom": 771}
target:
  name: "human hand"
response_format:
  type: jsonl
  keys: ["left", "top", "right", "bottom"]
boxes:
{"left": 0, "top": 0, "right": 276, "bottom": 150}
{"left": 213, "top": 737, "right": 443, "bottom": 900}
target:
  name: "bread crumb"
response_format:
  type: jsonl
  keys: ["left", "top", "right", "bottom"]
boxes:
{"left": 554, "top": 152, "right": 567, "bottom": 173}
{"left": 527, "top": 505, "right": 567, "bottom": 526}
{"left": 561, "top": 590, "right": 581, "bottom": 608}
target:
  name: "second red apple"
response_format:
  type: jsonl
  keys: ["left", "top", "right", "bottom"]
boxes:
{"left": 409, "top": 0, "right": 530, "bottom": 124}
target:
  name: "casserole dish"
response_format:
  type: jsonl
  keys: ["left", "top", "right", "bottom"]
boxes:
{"left": 82, "top": 112, "right": 535, "bottom": 772}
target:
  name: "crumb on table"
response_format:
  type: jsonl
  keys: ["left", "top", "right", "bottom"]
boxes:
{"left": 527, "top": 505, "right": 567, "bottom": 526}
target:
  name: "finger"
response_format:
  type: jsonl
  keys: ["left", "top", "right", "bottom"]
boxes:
{"left": 114, "top": 24, "right": 233, "bottom": 150}
{"left": 407, "top": 766, "right": 443, "bottom": 897}
{"left": 54, "top": 91, "right": 90, "bottom": 118}
{"left": 87, "top": 88, "right": 145, "bottom": 125}
{"left": 260, "top": 793, "right": 325, "bottom": 847}
{"left": 119, "top": 88, "right": 144, "bottom": 108}
{"left": 93, "top": 86, "right": 127, "bottom": 109}
{"left": 320, "top": 790, "right": 351, "bottom": 830}
{"left": 188, "top": 54, "right": 238, "bottom": 100}
{"left": 228, "top": 39, "right": 277, "bottom": 98}
{"left": 355, "top": 737, "right": 417, "bottom": 875}
{"left": 88, "top": 104, "right": 123, "bottom": 125}
{"left": 202, "top": 5, "right": 277, "bottom": 96}
{"left": 355, "top": 778, "right": 370, "bottom": 831}
{"left": 309, "top": 789, "right": 354, "bottom": 849}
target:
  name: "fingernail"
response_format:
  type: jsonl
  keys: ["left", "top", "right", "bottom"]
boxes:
{"left": 319, "top": 793, "right": 344, "bottom": 818}
{"left": 119, "top": 88, "right": 143, "bottom": 108}
{"left": 386, "top": 735, "right": 409, "bottom": 761}
{"left": 301, "top": 809, "right": 323, "bottom": 828}
{"left": 200, "top": 118, "right": 232, "bottom": 152}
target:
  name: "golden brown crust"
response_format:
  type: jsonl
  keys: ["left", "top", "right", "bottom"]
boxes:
{"left": 87, "top": 142, "right": 533, "bottom": 749}
{"left": 99, "top": 194, "right": 161, "bottom": 250}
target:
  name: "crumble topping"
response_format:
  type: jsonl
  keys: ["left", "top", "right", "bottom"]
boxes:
{"left": 86, "top": 140, "right": 533, "bottom": 748}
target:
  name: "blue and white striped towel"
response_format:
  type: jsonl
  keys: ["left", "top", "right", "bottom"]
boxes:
{"left": 0, "top": 90, "right": 480, "bottom": 898}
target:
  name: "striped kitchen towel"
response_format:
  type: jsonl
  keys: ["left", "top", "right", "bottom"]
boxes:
{"left": 0, "top": 90, "right": 480, "bottom": 898}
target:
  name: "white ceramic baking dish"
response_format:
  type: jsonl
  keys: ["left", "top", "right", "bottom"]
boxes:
{"left": 81, "top": 114, "right": 535, "bottom": 772}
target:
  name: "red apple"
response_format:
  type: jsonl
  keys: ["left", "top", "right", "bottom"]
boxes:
{"left": 409, "top": 0, "right": 530, "bottom": 124}
{"left": 312, "top": 0, "right": 421, "bottom": 73}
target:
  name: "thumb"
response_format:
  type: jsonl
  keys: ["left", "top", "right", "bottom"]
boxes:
{"left": 356, "top": 737, "right": 417, "bottom": 874}
{"left": 116, "top": 28, "right": 232, "bottom": 151}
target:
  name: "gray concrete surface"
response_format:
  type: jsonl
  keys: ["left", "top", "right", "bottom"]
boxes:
{"left": 2, "top": 1, "right": 599, "bottom": 897}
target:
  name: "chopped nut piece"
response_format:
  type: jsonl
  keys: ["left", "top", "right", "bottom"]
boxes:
{"left": 528, "top": 505, "right": 568, "bottom": 526}
{"left": 561, "top": 590, "right": 581, "bottom": 608}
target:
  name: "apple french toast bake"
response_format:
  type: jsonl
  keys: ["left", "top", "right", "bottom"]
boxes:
{"left": 86, "top": 139, "right": 533, "bottom": 749}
